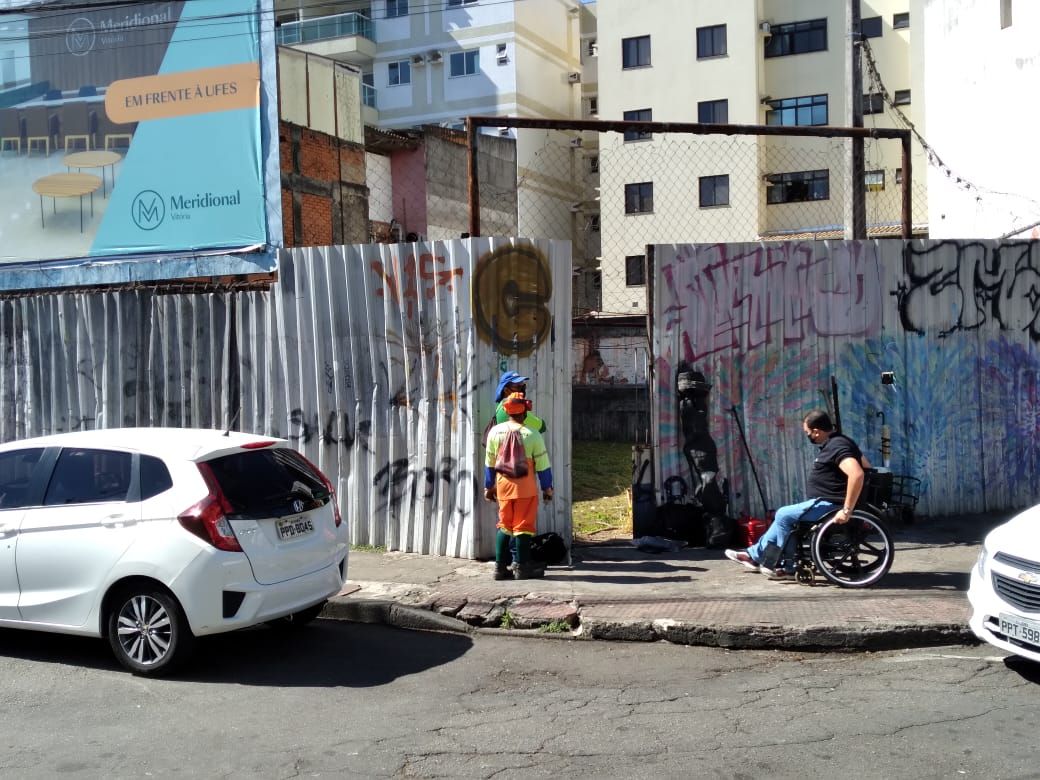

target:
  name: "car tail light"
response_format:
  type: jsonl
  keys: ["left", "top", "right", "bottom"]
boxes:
{"left": 178, "top": 463, "right": 243, "bottom": 552}
{"left": 240, "top": 440, "right": 277, "bottom": 449}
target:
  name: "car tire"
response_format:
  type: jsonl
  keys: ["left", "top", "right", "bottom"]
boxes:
{"left": 265, "top": 601, "right": 326, "bottom": 630}
{"left": 107, "top": 586, "right": 195, "bottom": 677}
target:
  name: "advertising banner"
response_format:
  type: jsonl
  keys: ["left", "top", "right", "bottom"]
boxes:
{"left": 0, "top": 0, "right": 269, "bottom": 264}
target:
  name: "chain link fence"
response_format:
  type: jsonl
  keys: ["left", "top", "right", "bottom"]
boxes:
{"left": 469, "top": 119, "right": 916, "bottom": 318}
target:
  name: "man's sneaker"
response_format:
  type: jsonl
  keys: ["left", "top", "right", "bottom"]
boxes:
{"left": 493, "top": 566, "right": 512, "bottom": 581}
{"left": 761, "top": 567, "right": 793, "bottom": 580}
{"left": 724, "top": 549, "right": 761, "bottom": 572}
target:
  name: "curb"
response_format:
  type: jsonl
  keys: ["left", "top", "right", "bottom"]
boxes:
{"left": 324, "top": 596, "right": 977, "bottom": 651}
{"left": 322, "top": 598, "right": 472, "bottom": 634}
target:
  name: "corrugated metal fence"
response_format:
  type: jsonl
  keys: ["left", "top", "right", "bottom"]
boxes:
{"left": 0, "top": 238, "right": 572, "bottom": 559}
{"left": 652, "top": 239, "right": 1040, "bottom": 518}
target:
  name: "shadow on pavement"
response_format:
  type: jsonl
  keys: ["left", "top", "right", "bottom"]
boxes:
{"left": 872, "top": 570, "right": 971, "bottom": 592}
{"left": 182, "top": 621, "right": 472, "bottom": 687}
{"left": 1003, "top": 655, "right": 1040, "bottom": 684}
{"left": 558, "top": 574, "right": 697, "bottom": 585}
{"left": 0, "top": 621, "right": 473, "bottom": 687}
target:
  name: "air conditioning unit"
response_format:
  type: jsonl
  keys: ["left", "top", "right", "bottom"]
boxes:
{"left": 411, "top": 54, "right": 425, "bottom": 65}
{"left": 569, "top": 202, "right": 583, "bottom": 213}
{"left": 567, "top": 72, "right": 581, "bottom": 83}
{"left": 427, "top": 50, "right": 442, "bottom": 63}
{"left": 569, "top": 137, "right": 583, "bottom": 148}
{"left": 498, "top": 127, "right": 510, "bottom": 136}
{"left": 758, "top": 20, "right": 772, "bottom": 34}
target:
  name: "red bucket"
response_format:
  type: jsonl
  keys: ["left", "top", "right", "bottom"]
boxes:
{"left": 736, "top": 515, "right": 770, "bottom": 547}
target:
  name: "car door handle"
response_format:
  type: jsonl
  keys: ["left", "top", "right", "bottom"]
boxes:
{"left": 101, "top": 514, "right": 136, "bottom": 528}
{"left": 0, "top": 523, "right": 17, "bottom": 538}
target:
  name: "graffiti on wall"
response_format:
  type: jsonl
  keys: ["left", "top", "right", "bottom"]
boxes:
{"left": 654, "top": 240, "right": 1040, "bottom": 518}
{"left": 370, "top": 250, "right": 465, "bottom": 322}
{"left": 472, "top": 243, "right": 553, "bottom": 356}
{"left": 897, "top": 241, "right": 1040, "bottom": 338}
{"left": 662, "top": 243, "right": 883, "bottom": 363}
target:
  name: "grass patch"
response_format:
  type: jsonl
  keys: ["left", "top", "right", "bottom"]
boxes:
{"left": 500, "top": 610, "right": 516, "bottom": 629}
{"left": 571, "top": 440, "right": 633, "bottom": 540}
{"left": 350, "top": 544, "right": 387, "bottom": 553}
{"left": 537, "top": 620, "right": 573, "bottom": 634}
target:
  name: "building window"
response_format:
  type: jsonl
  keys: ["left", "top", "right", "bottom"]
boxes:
{"left": 623, "top": 108, "right": 652, "bottom": 142}
{"left": 697, "top": 99, "right": 728, "bottom": 124}
{"left": 449, "top": 50, "right": 479, "bottom": 77}
{"left": 893, "top": 11, "right": 909, "bottom": 29}
{"left": 764, "top": 18, "right": 827, "bottom": 58}
{"left": 388, "top": 60, "right": 411, "bottom": 86}
{"left": 588, "top": 96, "right": 598, "bottom": 115}
{"left": 895, "top": 168, "right": 903, "bottom": 185}
{"left": 696, "top": 24, "right": 727, "bottom": 58}
{"left": 625, "top": 182, "right": 654, "bottom": 214}
{"left": 625, "top": 255, "right": 646, "bottom": 286}
{"left": 893, "top": 89, "right": 911, "bottom": 105}
{"left": 622, "top": 35, "right": 651, "bottom": 68}
{"left": 766, "top": 94, "right": 828, "bottom": 126}
{"left": 865, "top": 170, "right": 885, "bottom": 192}
{"left": 863, "top": 92, "right": 884, "bottom": 114}
{"left": 699, "top": 174, "right": 729, "bottom": 208}
{"left": 589, "top": 154, "right": 599, "bottom": 173}
{"left": 496, "top": 43, "right": 508, "bottom": 64}
{"left": 588, "top": 214, "right": 601, "bottom": 232}
{"left": 766, "top": 170, "right": 830, "bottom": 204}
{"left": 861, "top": 16, "right": 882, "bottom": 38}
{"left": 447, "top": 0, "right": 477, "bottom": 6}
{"left": 587, "top": 38, "right": 598, "bottom": 58}
{"left": 362, "top": 72, "right": 375, "bottom": 107}
{"left": 386, "top": 0, "right": 408, "bottom": 18}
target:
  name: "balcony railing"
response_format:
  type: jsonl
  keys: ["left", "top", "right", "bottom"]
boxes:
{"left": 276, "top": 11, "right": 374, "bottom": 46}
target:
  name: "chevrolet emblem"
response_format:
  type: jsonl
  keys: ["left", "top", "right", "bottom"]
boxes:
{"left": 1018, "top": 572, "right": 1039, "bottom": 585}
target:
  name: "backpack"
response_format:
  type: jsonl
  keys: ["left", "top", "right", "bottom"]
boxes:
{"left": 530, "top": 532, "right": 567, "bottom": 565}
{"left": 494, "top": 425, "right": 529, "bottom": 478}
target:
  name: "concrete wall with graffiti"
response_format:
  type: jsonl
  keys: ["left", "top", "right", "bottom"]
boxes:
{"left": 652, "top": 239, "right": 1040, "bottom": 519}
{"left": 0, "top": 238, "right": 571, "bottom": 559}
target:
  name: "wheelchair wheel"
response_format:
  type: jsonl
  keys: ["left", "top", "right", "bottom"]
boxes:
{"left": 811, "top": 510, "right": 894, "bottom": 588}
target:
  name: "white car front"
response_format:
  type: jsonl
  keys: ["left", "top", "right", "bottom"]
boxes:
{"left": 968, "top": 505, "right": 1040, "bottom": 662}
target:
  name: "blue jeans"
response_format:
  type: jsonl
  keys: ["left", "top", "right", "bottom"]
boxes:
{"left": 747, "top": 498, "right": 838, "bottom": 570}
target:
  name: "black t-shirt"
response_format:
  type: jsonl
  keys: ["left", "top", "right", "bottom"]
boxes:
{"left": 806, "top": 434, "right": 862, "bottom": 503}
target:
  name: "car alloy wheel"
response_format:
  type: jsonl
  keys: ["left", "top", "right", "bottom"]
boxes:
{"left": 107, "top": 587, "right": 194, "bottom": 676}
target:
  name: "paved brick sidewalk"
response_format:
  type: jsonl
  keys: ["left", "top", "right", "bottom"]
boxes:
{"left": 325, "top": 513, "right": 1000, "bottom": 650}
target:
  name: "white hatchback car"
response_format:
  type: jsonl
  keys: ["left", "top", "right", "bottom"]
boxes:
{"left": 969, "top": 507, "right": 1040, "bottom": 663}
{"left": 0, "top": 428, "right": 349, "bottom": 676}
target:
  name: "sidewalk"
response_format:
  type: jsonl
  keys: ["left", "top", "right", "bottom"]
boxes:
{"left": 324, "top": 512, "right": 1005, "bottom": 651}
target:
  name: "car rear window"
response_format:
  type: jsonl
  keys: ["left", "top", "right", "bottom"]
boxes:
{"left": 0, "top": 448, "right": 45, "bottom": 509}
{"left": 206, "top": 448, "right": 329, "bottom": 517}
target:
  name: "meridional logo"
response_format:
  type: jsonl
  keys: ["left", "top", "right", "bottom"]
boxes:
{"left": 1018, "top": 572, "right": 1039, "bottom": 585}
{"left": 66, "top": 18, "right": 96, "bottom": 56}
{"left": 131, "top": 190, "right": 165, "bottom": 230}
{"left": 292, "top": 499, "right": 305, "bottom": 514}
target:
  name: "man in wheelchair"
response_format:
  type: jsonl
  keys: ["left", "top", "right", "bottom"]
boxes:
{"left": 726, "top": 410, "right": 870, "bottom": 581}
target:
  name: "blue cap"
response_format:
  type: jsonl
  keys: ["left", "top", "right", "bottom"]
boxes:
{"left": 495, "top": 371, "right": 530, "bottom": 401}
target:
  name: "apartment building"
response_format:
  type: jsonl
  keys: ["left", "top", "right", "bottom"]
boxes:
{"left": 592, "top": 0, "right": 928, "bottom": 314}
{"left": 274, "top": 0, "right": 585, "bottom": 243}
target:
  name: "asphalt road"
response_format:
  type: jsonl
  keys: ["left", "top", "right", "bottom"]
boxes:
{"left": 0, "top": 621, "right": 1034, "bottom": 778}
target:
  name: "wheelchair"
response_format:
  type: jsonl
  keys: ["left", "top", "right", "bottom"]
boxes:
{"left": 789, "top": 504, "right": 894, "bottom": 588}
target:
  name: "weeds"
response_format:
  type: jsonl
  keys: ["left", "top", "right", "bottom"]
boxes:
{"left": 350, "top": 544, "right": 387, "bottom": 553}
{"left": 537, "top": 620, "right": 572, "bottom": 634}
{"left": 500, "top": 610, "right": 516, "bottom": 629}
